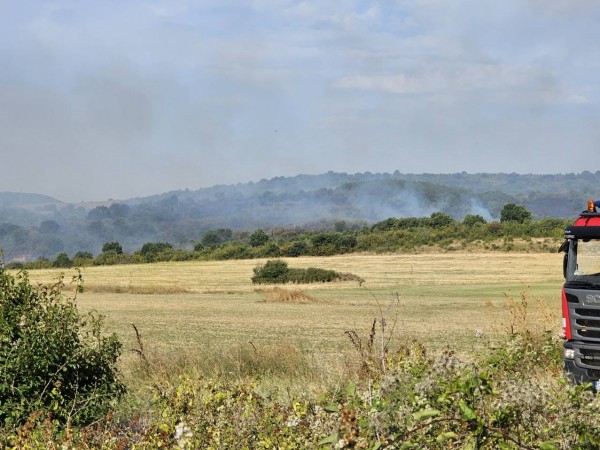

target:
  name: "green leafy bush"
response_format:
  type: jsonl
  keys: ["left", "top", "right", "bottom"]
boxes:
{"left": 139, "top": 242, "right": 174, "bottom": 262}
{"left": 249, "top": 229, "right": 270, "bottom": 247}
{"left": 52, "top": 252, "right": 72, "bottom": 268}
{"left": 0, "top": 269, "right": 124, "bottom": 426}
{"left": 282, "top": 240, "right": 309, "bottom": 257}
{"left": 252, "top": 260, "right": 346, "bottom": 284}
{"left": 252, "top": 260, "right": 290, "bottom": 284}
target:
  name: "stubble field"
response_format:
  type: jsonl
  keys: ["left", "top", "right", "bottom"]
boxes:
{"left": 25, "top": 252, "right": 564, "bottom": 376}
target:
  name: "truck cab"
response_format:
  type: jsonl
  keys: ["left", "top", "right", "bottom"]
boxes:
{"left": 561, "top": 200, "right": 600, "bottom": 388}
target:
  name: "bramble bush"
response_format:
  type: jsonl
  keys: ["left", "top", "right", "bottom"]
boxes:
{"left": 0, "top": 268, "right": 124, "bottom": 428}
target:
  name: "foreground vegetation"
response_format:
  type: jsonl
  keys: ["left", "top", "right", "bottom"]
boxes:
{"left": 3, "top": 296, "right": 598, "bottom": 448}
{"left": 5, "top": 253, "right": 598, "bottom": 448}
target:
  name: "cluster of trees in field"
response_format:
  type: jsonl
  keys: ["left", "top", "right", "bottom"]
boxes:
{"left": 5, "top": 203, "right": 569, "bottom": 269}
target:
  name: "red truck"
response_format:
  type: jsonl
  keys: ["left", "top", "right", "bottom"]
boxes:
{"left": 561, "top": 200, "right": 600, "bottom": 388}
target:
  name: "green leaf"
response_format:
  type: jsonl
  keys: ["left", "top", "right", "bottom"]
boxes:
{"left": 413, "top": 408, "right": 441, "bottom": 422}
{"left": 459, "top": 400, "right": 477, "bottom": 421}
{"left": 538, "top": 442, "right": 559, "bottom": 450}
{"left": 318, "top": 433, "right": 339, "bottom": 446}
{"left": 346, "top": 383, "right": 356, "bottom": 397}
{"left": 463, "top": 437, "right": 477, "bottom": 450}
{"left": 324, "top": 403, "right": 339, "bottom": 413}
{"left": 436, "top": 432, "right": 458, "bottom": 443}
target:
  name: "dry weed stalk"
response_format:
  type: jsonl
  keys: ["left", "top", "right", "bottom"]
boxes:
{"left": 131, "top": 323, "right": 150, "bottom": 371}
{"left": 503, "top": 287, "right": 559, "bottom": 336}
{"left": 345, "top": 289, "right": 402, "bottom": 380}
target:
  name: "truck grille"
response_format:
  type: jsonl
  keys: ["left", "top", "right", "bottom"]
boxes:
{"left": 572, "top": 309, "right": 600, "bottom": 340}
{"left": 575, "top": 308, "right": 600, "bottom": 318}
{"left": 575, "top": 346, "right": 600, "bottom": 375}
{"left": 570, "top": 302, "right": 600, "bottom": 342}
{"left": 565, "top": 288, "right": 600, "bottom": 375}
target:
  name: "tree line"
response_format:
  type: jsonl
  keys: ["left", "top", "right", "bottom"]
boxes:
{"left": 4, "top": 204, "right": 570, "bottom": 270}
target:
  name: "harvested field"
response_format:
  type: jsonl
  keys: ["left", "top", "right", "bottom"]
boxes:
{"left": 24, "top": 252, "right": 564, "bottom": 370}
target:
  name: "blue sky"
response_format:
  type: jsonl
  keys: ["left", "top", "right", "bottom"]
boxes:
{"left": 1, "top": 0, "right": 599, "bottom": 202}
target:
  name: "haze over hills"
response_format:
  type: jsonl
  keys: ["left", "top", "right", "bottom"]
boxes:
{"left": 0, "top": 171, "right": 597, "bottom": 262}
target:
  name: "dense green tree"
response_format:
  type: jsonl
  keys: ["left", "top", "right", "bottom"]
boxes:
{"left": 427, "top": 212, "right": 455, "bottom": 228}
{"left": 102, "top": 241, "right": 123, "bottom": 254}
{"left": 249, "top": 229, "right": 270, "bottom": 247}
{"left": 263, "top": 242, "right": 281, "bottom": 257}
{"left": 140, "top": 242, "right": 173, "bottom": 256}
{"left": 337, "top": 234, "right": 358, "bottom": 252}
{"left": 74, "top": 251, "right": 94, "bottom": 260}
{"left": 52, "top": 252, "right": 72, "bottom": 268}
{"left": 139, "top": 242, "right": 173, "bottom": 261}
{"left": 284, "top": 241, "right": 308, "bottom": 257}
{"left": 463, "top": 214, "right": 487, "bottom": 227}
{"left": 72, "top": 251, "right": 94, "bottom": 267}
{"left": 310, "top": 232, "right": 340, "bottom": 256}
{"left": 201, "top": 229, "right": 233, "bottom": 246}
{"left": 500, "top": 203, "right": 532, "bottom": 223}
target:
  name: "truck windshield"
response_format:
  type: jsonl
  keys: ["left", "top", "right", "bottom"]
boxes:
{"left": 572, "top": 239, "right": 600, "bottom": 284}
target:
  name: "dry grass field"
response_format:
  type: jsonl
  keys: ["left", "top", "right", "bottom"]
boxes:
{"left": 23, "top": 252, "right": 565, "bottom": 379}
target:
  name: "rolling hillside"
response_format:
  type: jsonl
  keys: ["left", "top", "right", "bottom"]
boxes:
{"left": 0, "top": 171, "right": 596, "bottom": 261}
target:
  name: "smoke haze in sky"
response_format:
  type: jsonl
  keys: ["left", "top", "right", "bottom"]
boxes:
{"left": 1, "top": 0, "right": 599, "bottom": 202}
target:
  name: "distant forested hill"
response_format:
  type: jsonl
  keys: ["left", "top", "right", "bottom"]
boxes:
{"left": 0, "top": 171, "right": 597, "bottom": 261}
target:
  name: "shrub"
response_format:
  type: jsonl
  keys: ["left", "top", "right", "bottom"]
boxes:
{"left": 310, "top": 232, "right": 339, "bottom": 256}
{"left": 93, "top": 251, "right": 137, "bottom": 266}
{"left": 201, "top": 229, "right": 233, "bottom": 247}
{"left": 463, "top": 214, "right": 487, "bottom": 227}
{"left": 24, "top": 258, "right": 52, "bottom": 270}
{"left": 52, "top": 252, "right": 72, "bottom": 268}
{"left": 263, "top": 242, "right": 281, "bottom": 257}
{"left": 139, "top": 242, "right": 174, "bottom": 262}
{"left": 72, "top": 251, "right": 94, "bottom": 267}
{"left": 252, "top": 260, "right": 290, "bottom": 284}
{"left": 0, "top": 269, "right": 124, "bottom": 426}
{"left": 337, "top": 234, "right": 358, "bottom": 253}
{"left": 252, "top": 260, "right": 350, "bottom": 284}
{"left": 306, "top": 267, "right": 338, "bottom": 283}
{"left": 427, "top": 211, "right": 456, "bottom": 228}
{"left": 210, "top": 242, "right": 252, "bottom": 260}
{"left": 283, "top": 240, "right": 308, "bottom": 257}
